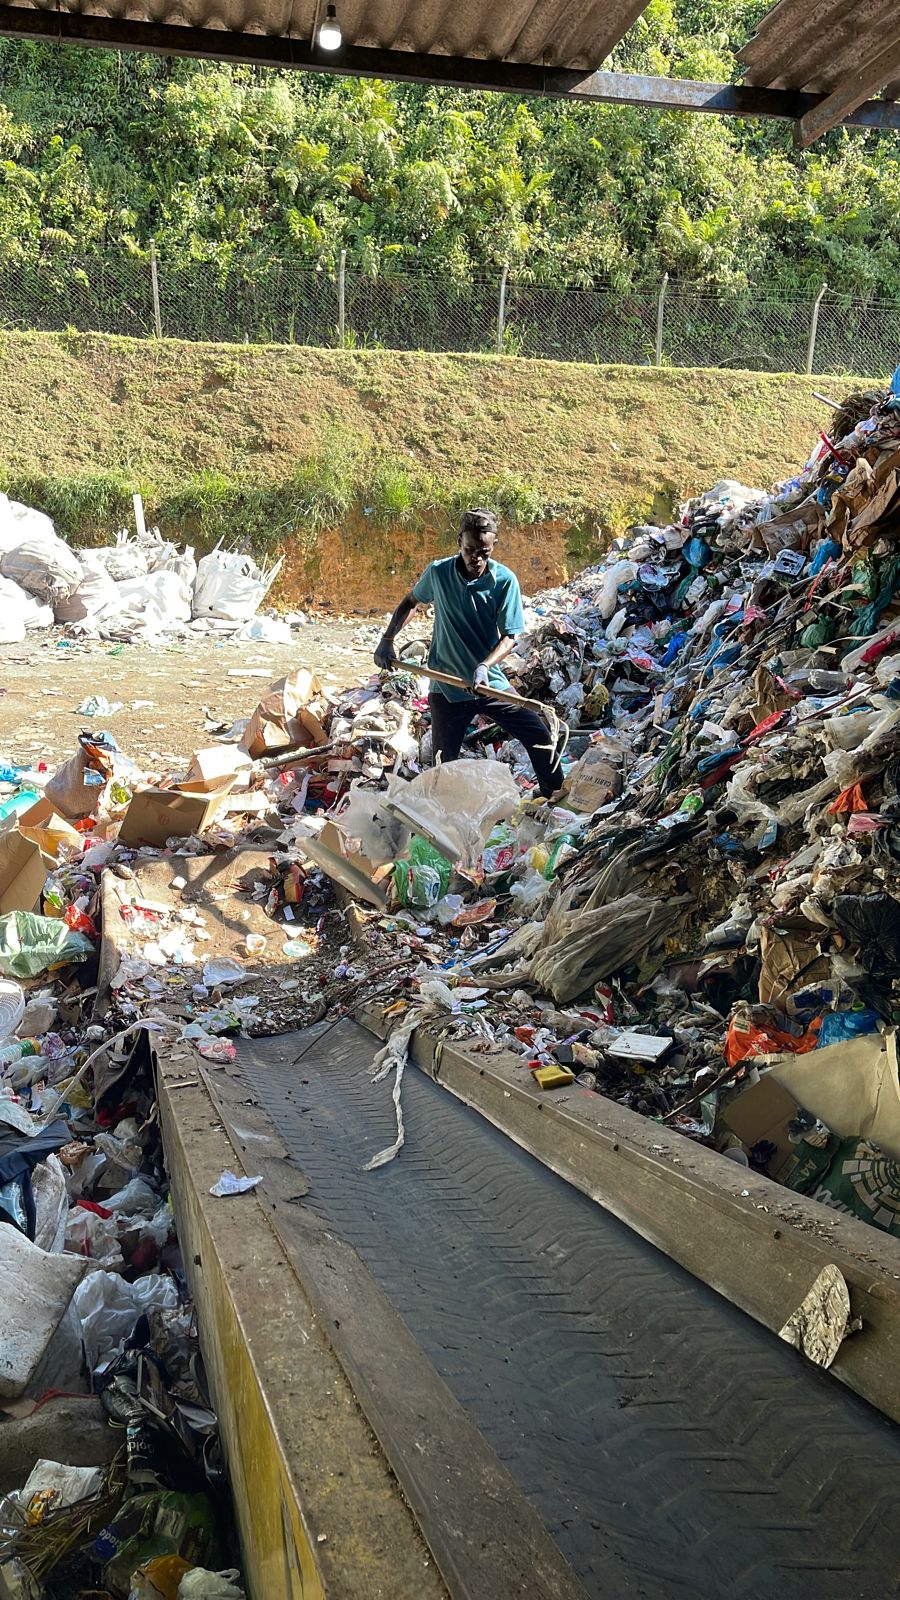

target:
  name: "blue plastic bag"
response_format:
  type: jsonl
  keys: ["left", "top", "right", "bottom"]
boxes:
{"left": 816, "top": 1008, "right": 881, "bottom": 1049}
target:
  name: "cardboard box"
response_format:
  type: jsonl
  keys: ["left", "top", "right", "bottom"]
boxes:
{"left": 240, "top": 670, "right": 329, "bottom": 760}
{"left": 117, "top": 786, "right": 232, "bottom": 849}
{"left": 0, "top": 831, "right": 46, "bottom": 916}
{"left": 185, "top": 746, "right": 253, "bottom": 794}
{"left": 719, "top": 1075, "right": 802, "bottom": 1178}
{"left": 300, "top": 820, "right": 388, "bottom": 909}
{"left": 16, "top": 796, "right": 83, "bottom": 857}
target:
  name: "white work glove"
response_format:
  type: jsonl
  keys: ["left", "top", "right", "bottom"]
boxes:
{"left": 473, "top": 663, "right": 490, "bottom": 690}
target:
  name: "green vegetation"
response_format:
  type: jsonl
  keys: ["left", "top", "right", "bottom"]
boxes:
{"left": 0, "top": 3, "right": 899, "bottom": 301}
{"left": 0, "top": 331, "right": 853, "bottom": 555}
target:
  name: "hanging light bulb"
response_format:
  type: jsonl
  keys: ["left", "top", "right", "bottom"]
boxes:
{"left": 317, "top": 3, "right": 342, "bottom": 49}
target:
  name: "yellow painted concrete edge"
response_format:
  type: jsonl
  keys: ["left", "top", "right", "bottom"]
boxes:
{"left": 359, "top": 1004, "right": 900, "bottom": 1423}
{"left": 155, "top": 1051, "right": 448, "bottom": 1600}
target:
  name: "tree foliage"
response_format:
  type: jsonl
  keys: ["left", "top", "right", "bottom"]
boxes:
{"left": 0, "top": 0, "right": 899, "bottom": 299}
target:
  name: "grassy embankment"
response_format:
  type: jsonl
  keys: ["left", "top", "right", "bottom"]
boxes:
{"left": 0, "top": 331, "right": 857, "bottom": 608}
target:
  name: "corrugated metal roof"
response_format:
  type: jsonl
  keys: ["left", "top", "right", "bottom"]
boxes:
{"left": 8, "top": 0, "right": 647, "bottom": 67}
{"left": 739, "top": 0, "right": 900, "bottom": 101}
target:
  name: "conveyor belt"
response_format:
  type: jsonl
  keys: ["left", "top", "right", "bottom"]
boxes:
{"left": 238, "top": 1021, "right": 900, "bottom": 1600}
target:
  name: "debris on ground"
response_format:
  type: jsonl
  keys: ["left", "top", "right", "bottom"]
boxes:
{"left": 3, "top": 373, "right": 900, "bottom": 1566}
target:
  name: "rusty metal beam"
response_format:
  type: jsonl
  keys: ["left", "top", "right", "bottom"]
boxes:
{"left": 795, "top": 33, "right": 900, "bottom": 146}
{"left": 0, "top": 6, "right": 899, "bottom": 136}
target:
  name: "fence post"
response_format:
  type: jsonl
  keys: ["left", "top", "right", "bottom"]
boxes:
{"left": 337, "top": 248, "right": 347, "bottom": 345}
{"left": 806, "top": 281, "right": 828, "bottom": 374}
{"left": 655, "top": 272, "right": 669, "bottom": 366}
{"left": 149, "top": 239, "right": 162, "bottom": 339}
{"left": 497, "top": 263, "right": 509, "bottom": 355}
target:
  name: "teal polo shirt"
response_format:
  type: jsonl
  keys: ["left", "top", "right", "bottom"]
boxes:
{"left": 411, "top": 556, "right": 525, "bottom": 702}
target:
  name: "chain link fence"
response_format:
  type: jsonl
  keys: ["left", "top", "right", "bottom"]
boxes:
{"left": 0, "top": 250, "right": 897, "bottom": 377}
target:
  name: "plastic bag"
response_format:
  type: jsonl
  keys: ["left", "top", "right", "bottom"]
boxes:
{"left": 0, "top": 576, "right": 34, "bottom": 643}
{"left": 73, "top": 1268, "right": 178, "bottom": 1366}
{"left": 724, "top": 1011, "right": 820, "bottom": 1067}
{"left": 192, "top": 545, "right": 281, "bottom": 624}
{"left": 816, "top": 1008, "right": 880, "bottom": 1048}
{"left": 0, "top": 913, "right": 94, "bottom": 979}
{"left": 113, "top": 569, "right": 192, "bottom": 637}
{"left": 0, "top": 492, "right": 55, "bottom": 553}
{"left": 233, "top": 615, "right": 292, "bottom": 645}
{"left": 31, "top": 1156, "right": 68, "bottom": 1253}
{"left": 53, "top": 551, "right": 120, "bottom": 625}
{"left": 178, "top": 1570, "right": 245, "bottom": 1599}
{"left": 509, "top": 867, "right": 553, "bottom": 910}
{"left": 92, "top": 537, "right": 149, "bottom": 583}
{"left": 393, "top": 836, "right": 451, "bottom": 909}
{"left": 383, "top": 759, "right": 520, "bottom": 869}
{"left": 1, "top": 533, "right": 83, "bottom": 605}
{"left": 65, "top": 1205, "right": 124, "bottom": 1271}
{"left": 832, "top": 893, "right": 900, "bottom": 977}
{"left": 481, "top": 822, "right": 518, "bottom": 876}
{"left": 598, "top": 561, "right": 636, "bottom": 621}
{"left": 336, "top": 779, "right": 408, "bottom": 866}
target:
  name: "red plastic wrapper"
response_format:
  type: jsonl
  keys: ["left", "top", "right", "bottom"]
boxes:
{"left": 65, "top": 904, "right": 98, "bottom": 938}
{"left": 724, "top": 1013, "right": 820, "bottom": 1068}
{"left": 829, "top": 782, "right": 868, "bottom": 815}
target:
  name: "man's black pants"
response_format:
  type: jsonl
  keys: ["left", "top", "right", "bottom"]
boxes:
{"left": 428, "top": 693, "right": 563, "bottom": 798}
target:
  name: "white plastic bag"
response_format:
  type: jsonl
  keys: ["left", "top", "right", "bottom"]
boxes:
{"left": 54, "top": 551, "right": 121, "bottom": 625}
{"left": 382, "top": 759, "right": 520, "bottom": 868}
{"left": 0, "top": 496, "right": 56, "bottom": 555}
{"left": 233, "top": 615, "right": 292, "bottom": 645}
{"left": 73, "top": 1269, "right": 178, "bottom": 1366}
{"left": 0, "top": 576, "right": 31, "bottom": 643}
{"left": 113, "top": 569, "right": 192, "bottom": 637}
{"left": 64, "top": 1207, "right": 124, "bottom": 1271}
{"left": 178, "top": 1571, "right": 245, "bottom": 1600}
{"left": 1, "top": 534, "right": 83, "bottom": 605}
{"left": 92, "top": 535, "right": 149, "bottom": 583}
{"left": 598, "top": 561, "right": 636, "bottom": 621}
{"left": 192, "top": 545, "right": 281, "bottom": 624}
{"left": 31, "top": 1156, "right": 69, "bottom": 1254}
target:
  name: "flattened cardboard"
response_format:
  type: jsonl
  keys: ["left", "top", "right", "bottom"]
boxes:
{"left": 719, "top": 1075, "right": 802, "bottom": 1179}
{"left": 186, "top": 746, "right": 253, "bottom": 793}
{"left": 117, "top": 786, "right": 231, "bottom": 849}
{"left": 0, "top": 832, "right": 46, "bottom": 916}
{"left": 301, "top": 820, "right": 388, "bottom": 909}
{"left": 772, "top": 1031, "right": 900, "bottom": 1160}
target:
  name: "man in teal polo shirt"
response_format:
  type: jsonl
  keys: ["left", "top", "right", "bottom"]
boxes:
{"left": 374, "top": 508, "right": 562, "bottom": 797}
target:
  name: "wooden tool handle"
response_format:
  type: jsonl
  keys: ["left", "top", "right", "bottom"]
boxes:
{"left": 395, "top": 658, "right": 548, "bottom": 719}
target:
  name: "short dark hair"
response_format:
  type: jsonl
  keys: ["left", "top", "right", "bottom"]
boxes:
{"left": 460, "top": 507, "right": 497, "bottom": 539}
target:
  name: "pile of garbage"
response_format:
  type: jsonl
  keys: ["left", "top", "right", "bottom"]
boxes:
{"left": 0, "top": 493, "right": 283, "bottom": 646}
{"left": 4, "top": 372, "right": 900, "bottom": 1570}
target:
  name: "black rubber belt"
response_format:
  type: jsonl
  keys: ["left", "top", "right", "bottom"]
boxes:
{"left": 238, "top": 1021, "right": 900, "bottom": 1600}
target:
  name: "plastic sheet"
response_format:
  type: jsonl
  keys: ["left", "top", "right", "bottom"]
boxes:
{"left": 383, "top": 758, "right": 520, "bottom": 869}
{"left": 0, "top": 914, "right": 94, "bottom": 979}
{"left": 73, "top": 1268, "right": 178, "bottom": 1366}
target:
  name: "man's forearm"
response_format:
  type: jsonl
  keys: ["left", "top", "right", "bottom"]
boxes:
{"left": 480, "top": 634, "right": 517, "bottom": 669}
{"left": 383, "top": 593, "right": 418, "bottom": 644}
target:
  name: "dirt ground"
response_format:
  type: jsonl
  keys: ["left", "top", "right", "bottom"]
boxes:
{"left": 0, "top": 622, "right": 382, "bottom": 771}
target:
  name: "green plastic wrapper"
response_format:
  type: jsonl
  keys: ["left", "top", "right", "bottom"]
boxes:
{"left": 0, "top": 911, "right": 95, "bottom": 978}
{"left": 393, "top": 835, "right": 451, "bottom": 909}
{"left": 784, "top": 1132, "right": 900, "bottom": 1238}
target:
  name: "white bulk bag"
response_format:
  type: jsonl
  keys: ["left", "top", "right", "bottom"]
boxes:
{"left": 192, "top": 546, "right": 281, "bottom": 624}
{"left": 1, "top": 534, "right": 83, "bottom": 605}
